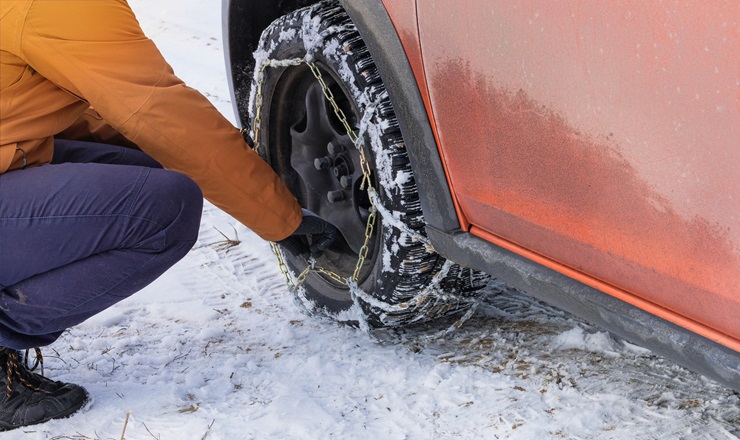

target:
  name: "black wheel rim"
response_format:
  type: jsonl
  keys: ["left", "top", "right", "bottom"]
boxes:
{"left": 268, "top": 62, "right": 378, "bottom": 293}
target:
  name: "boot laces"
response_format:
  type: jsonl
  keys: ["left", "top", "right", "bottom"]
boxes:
{"left": 24, "top": 348, "right": 44, "bottom": 375}
{"left": 3, "top": 348, "right": 50, "bottom": 398}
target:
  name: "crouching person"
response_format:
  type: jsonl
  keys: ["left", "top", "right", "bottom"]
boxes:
{"left": 0, "top": 0, "right": 336, "bottom": 430}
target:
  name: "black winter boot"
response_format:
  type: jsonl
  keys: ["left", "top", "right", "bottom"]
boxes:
{"left": 0, "top": 347, "right": 88, "bottom": 431}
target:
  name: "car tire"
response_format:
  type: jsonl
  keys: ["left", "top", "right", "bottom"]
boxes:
{"left": 248, "top": 0, "right": 490, "bottom": 328}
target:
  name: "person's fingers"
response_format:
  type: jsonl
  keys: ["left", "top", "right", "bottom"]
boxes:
{"left": 317, "top": 229, "right": 338, "bottom": 251}
{"left": 279, "top": 236, "right": 309, "bottom": 258}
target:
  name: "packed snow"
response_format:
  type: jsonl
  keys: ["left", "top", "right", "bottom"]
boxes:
{"left": 7, "top": 0, "right": 738, "bottom": 439}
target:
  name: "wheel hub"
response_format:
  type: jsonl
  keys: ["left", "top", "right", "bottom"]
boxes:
{"left": 288, "top": 80, "right": 371, "bottom": 254}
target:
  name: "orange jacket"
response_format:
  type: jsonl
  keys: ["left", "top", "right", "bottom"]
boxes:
{"left": 0, "top": 0, "right": 301, "bottom": 241}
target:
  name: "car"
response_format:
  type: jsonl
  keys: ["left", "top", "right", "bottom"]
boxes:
{"left": 221, "top": 0, "right": 740, "bottom": 391}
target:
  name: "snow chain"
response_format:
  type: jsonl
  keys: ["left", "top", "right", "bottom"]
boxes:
{"left": 249, "top": 57, "right": 378, "bottom": 289}
{"left": 246, "top": 50, "right": 480, "bottom": 335}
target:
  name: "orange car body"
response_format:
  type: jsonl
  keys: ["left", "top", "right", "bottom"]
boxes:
{"left": 382, "top": 0, "right": 739, "bottom": 353}
{"left": 222, "top": 0, "right": 739, "bottom": 389}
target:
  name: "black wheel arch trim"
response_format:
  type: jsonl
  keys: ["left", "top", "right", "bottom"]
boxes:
{"left": 222, "top": 0, "right": 740, "bottom": 392}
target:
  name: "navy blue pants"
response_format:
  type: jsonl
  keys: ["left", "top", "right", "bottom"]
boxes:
{"left": 0, "top": 140, "right": 203, "bottom": 349}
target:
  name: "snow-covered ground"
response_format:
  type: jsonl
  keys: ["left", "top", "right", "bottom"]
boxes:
{"left": 9, "top": 1, "right": 739, "bottom": 439}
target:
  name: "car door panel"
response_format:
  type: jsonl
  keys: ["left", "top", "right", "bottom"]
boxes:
{"left": 413, "top": 1, "right": 739, "bottom": 345}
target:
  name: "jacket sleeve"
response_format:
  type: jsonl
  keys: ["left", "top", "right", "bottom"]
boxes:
{"left": 19, "top": 0, "right": 301, "bottom": 241}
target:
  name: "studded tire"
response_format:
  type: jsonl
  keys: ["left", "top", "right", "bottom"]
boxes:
{"left": 249, "top": 0, "right": 489, "bottom": 328}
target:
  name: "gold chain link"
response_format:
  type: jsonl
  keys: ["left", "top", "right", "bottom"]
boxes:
{"left": 251, "top": 61, "right": 277, "bottom": 155}
{"left": 253, "top": 58, "right": 378, "bottom": 289}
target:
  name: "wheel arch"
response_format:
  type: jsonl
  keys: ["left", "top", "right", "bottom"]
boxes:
{"left": 222, "top": 0, "right": 461, "bottom": 232}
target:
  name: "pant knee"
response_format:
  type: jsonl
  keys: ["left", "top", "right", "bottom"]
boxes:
{"left": 161, "top": 172, "right": 203, "bottom": 244}
{"left": 135, "top": 170, "right": 203, "bottom": 246}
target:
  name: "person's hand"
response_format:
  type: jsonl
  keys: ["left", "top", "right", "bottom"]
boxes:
{"left": 276, "top": 209, "right": 339, "bottom": 258}
{"left": 241, "top": 129, "right": 255, "bottom": 149}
